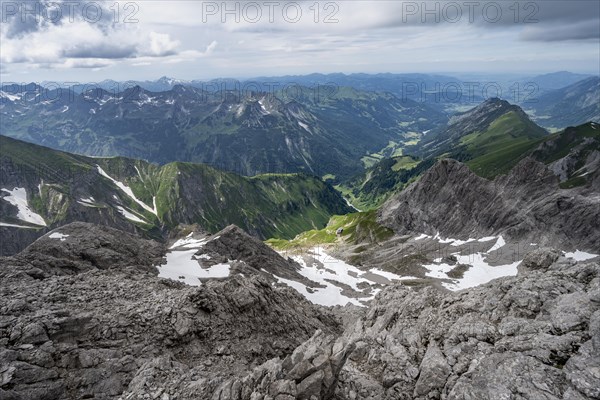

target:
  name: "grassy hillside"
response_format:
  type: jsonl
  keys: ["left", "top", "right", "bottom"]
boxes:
{"left": 267, "top": 210, "right": 394, "bottom": 251}
{"left": 459, "top": 111, "right": 549, "bottom": 178}
{"left": 337, "top": 156, "right": 434, "bottom": 211}
{"left": 1, "top": 135, "right": 352, "bottom": 243}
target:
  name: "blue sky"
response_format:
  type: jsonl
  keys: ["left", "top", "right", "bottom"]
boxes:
{"left": 1, "top": 0, "right": 599, "bottom": 82}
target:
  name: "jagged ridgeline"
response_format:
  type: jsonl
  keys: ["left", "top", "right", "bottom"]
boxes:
{"left": 0, "top": 136, "right": 352, "bottom": 255}
{"left": 0, "top": 83, "right": 446, "bottom": 181}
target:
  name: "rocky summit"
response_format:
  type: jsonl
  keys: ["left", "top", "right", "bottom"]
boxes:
{"left": 378, "top": 157, "right": 600, "bottom": 250}
{"left": 0, "top": 224, "right": 341, "bottom": 400}
{"left": 1, "top": 219, "right": 598, "bottom": 399}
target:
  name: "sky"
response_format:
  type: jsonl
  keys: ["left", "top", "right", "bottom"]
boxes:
{"left": 0, "top": 0, "right": 599, "bottom": 83}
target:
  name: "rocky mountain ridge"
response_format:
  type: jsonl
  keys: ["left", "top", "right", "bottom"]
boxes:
{"left": 0, "top": 136, "right": 352, "bottom": 255}
{"left": 0, "top": 84, "right": 446, "bottom": 180}
{"left": 0, "top": 222, "right": 597, "bottom": 399}
{"left": 526, "top": 76, "right": 600, "bottom": 129}
{"left": 378, "top": 157, "right": 600, "bottom": 251}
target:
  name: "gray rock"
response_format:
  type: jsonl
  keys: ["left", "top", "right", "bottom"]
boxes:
{"left": 413, "top": 342, "right": 450, "bottom": 397}
{"left": 4, "top": 222, "right": 166, "bottom": 275}
{"left": 378, "top": 158, "right": 600, "bottom": 251}
{"left": 518, "top": 247, "right": 562, "bottom": 274}
{"left": 2, "top": 225, "right": 598, "bottom": 400}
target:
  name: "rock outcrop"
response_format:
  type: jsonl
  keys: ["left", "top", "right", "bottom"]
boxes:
{"left": 199, "top": 247, "right": 600, "bottom": 399}
{"left": 0, "top": 224, "right": 340, "bottom": 400}
{"left": 211, "top": 330, "right": 355, "bottom": 400}
{"left": 329, "top": 249, "right": 599, "bottom": 399}
{"left": 198, "top": 225, "right": 306, "bottom": 282}
{"left": 1, "top": 222, "right": 597, "bottom": 400}
{"left": 4, "top": 222, "right": 166, "bottom": 275}
{"left": 378, "top": 158, "right": 600, "bottom": 250}
{"left": 0, "top": 269, "right": 340, "bottom": 400}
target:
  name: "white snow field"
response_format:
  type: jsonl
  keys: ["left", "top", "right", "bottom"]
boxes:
{"left": 158, "top": 234, "right": 230, "bottom": 286}
{"left": 96, "top": 166, "right": 158, "bottom": 216}
{"left": 1, "top": 187, "right": 47, "bottom": 226}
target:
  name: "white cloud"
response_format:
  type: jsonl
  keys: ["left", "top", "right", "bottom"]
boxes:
{"left": 0, "top": 1, "right": 184, "bottom": 69}
{"left": 1, "top": 0, "right": 598, "bottom": 80}
{"left": 205, "top": 40, "right": 218, "bottom": 55}
{"left": 145, "top": 32, "right": 181, "bottom": 56}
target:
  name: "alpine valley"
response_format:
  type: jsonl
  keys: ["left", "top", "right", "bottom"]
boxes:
{"left": 1, "top": 72, "right": 599, "bottom": 400}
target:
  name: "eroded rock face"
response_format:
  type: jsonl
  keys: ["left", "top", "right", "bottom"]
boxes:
{"left": 211, "top": 330, "right": 355, "bottom": 400}
{"left": 1, "top": 223, "right": 597, "bottom": 400}
{"left": 4, "top": 222, "right": 166, "bottom": 275}
{"left": 378, "top": 158, "right": 600, "bottom": 251}
{"left": 197, "top": 225, "right": 309, "bottom": 284}
{"left": 331, "top": 250, "right": 599, "bottom": 400}
{"left": 0, "top": 225, "right": 340, "bottom": 400}
{"left": 199, "top": 248, "right": 599, "bottom": 400}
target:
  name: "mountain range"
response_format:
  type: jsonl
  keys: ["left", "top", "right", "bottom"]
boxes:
{"left": 1, "top": 70, "right": 600, "bottom": 400}
{"left": 525, "top": 76, "right": 600, "bottom": 130}
{"left": 338, "top": 99, "right": 599, "bottom": 209}
{"left": 36, "top": 71, "right": 593, "bottom": 110}
{"left": 0, "top": 84, "right": 446, "bottom": 181}
{"left": 0, "top": 136, "right": 352, "bottom": 255}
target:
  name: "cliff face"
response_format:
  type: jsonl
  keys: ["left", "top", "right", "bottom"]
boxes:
{"left": 378, "top": 157, "right": 600, "bottom": 251}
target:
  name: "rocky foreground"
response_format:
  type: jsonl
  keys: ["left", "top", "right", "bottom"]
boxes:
{"left": 1, "top": 223, "right": 599, "bottom": 399}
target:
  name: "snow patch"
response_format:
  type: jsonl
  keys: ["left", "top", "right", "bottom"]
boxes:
{"left": 96, "top": 165, "right": 157, "bottom": 216}
{"left": 157, "top": 249, "right": 231, "bottom": 286}
{"left": 77, "top": 196, "right": 96, "bottom": 207}
{"left": 170, "top": 235, "right": 208, "bottom": 249}
{"left": 0, "top": 222, "right": 39, "bottom": 229}
{"left": 564, "top": 250, "right": 598, "bottom": 261}
{"left": 49, "top": 232, "right": 69, "bottom": 241}
{"left": 423, "top": 249, "right": 520, "bottom": 291}
{"left": 273, "top": 273, "right": 364, "bottom": 307}
{"left": 0, "top": 91, "right": 21, "bottom": 101}
{"left": 1, "top": 187, "right": 46, "bottom": 226}
{"left": 272, "top": 247, "right": 417, "bottom": 307}
{"left": 298, "top": 121, "right": 311, "bottom": 133}
{"left": 258, "top": 99, "right": 270, "bottom": 115}
{"left": 116, "top": 206, "right": 147, "bottom": 224}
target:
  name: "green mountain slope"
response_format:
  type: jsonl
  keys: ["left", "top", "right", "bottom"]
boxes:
{"left": 412, "top": 98, "right": 547, "bottom": 158}
{"left": 0, "top": 136, "right": 352, "bottom": 255}
{"left": 338, "top": 106, "right": 597, "bottom": 209}
{"left": 525, "top": 76, "right": 600, "bottom": 130}
{"left": 267, "top": 210, "right": 394, "bottom": 251}
{"left": 336, "top": 156, "right": 434, "bottom": 211}
{"left": 459, "top": 110, "right": 549, "bottom": 178}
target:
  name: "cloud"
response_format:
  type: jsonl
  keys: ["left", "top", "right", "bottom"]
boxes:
{"left": 0, "top": 0, "right": 186, "bottom": 68}
{"left": 520, "top": 18, "right": 600, "bottom": 42}
{"left": 1, "top": 0, "right": 597, "bottom": 79}
{"left": 62, "top": 58, "right": 115, "bottom": 69}
{"left": 205, "top": 40, "right": 218, "bottom": 55}
{"left": 145, "top": 32, "right": 180, "bottom": 56}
